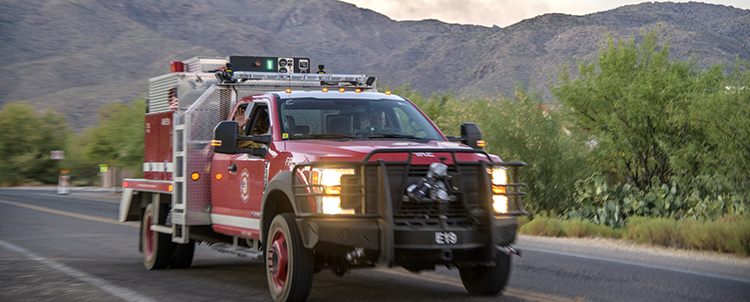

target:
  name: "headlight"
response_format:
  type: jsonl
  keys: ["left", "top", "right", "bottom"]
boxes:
{"left": 493, "top": 195, "right": 509, "bottom": 213}
{"left": 492, "top": 167, "right": 507, "bottom": 186}
{"left": 491, "top": 167, "right": 509, "bottom": 213}
{"left": 313, "top": 168, "right": 355, "bottom": 186}
{"left": 311, "top": 167, "right": 355, "bottom": 214}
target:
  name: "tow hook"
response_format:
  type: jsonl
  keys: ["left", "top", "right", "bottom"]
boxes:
{"left": 499, "top": 245, "right": 521, "bottom": 257}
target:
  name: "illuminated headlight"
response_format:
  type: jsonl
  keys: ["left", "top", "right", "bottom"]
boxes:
{"left": 322, "top": 197, "right": 350, "bottom": 214}
{"left": 492, "top": 167, "right": 508, "bottom": 186}
{"left": 311, "top": 167, "right": 355, "bottom": 214}
{"left": 493, "top": 195, "right": 509, "bottom": 213}
{"left": 491, "top": 167, "right": 509, "bottom": 213}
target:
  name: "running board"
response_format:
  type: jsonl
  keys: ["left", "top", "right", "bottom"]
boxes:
{"left": 209, "top": 243, "right": 263, "bottom": 260}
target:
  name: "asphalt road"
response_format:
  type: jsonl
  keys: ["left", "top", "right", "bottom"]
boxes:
{"left": 1, "top": 187, "right": 748, "bottom": 302}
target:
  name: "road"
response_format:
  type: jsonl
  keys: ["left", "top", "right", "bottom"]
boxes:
{"left": 1, "top": 187, "right": 748, "bottom": 302}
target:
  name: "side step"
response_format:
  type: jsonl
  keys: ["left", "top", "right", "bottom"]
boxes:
{"left": 209, "top": 243, "right": 263, "bottom": 261}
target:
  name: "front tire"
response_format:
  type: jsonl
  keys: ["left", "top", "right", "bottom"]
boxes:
{"left": 459, "top": 250, "right": 511, "bottom": 295}
{"left": 265, "top": 213, "right": 314, "bottom": 302}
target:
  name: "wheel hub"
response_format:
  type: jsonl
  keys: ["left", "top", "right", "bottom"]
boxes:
{"left": 268, "top": 231, "right": 288, "bottom": 289}
{"left": 144, "top": 214, "right": 154, "bottom": 257}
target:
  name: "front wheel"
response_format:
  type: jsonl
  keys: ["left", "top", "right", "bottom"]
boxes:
{"left": 459, "top": 250, "right": 511, "bottom": 295}
{"left": 265, "top": 213, "right": 314, "bottom": 302}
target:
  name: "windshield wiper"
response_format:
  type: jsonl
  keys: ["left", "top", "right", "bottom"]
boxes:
{"left": 290, "top": 134, "right": 357, "bottom": 140}
{"left": 363, "top": 134, "right": 423, "bottom": 140}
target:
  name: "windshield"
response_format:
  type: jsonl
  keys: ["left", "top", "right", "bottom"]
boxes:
{"left": 276, "top": 97, "right": 444, "bottom": 141}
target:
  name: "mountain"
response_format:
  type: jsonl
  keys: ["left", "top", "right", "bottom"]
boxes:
{"left": 1, "top": 0, "right": 748, "bottom": 131}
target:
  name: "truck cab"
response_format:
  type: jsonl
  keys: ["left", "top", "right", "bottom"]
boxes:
{"left": 120, "top": 56, "right": 526, "bottom": 302}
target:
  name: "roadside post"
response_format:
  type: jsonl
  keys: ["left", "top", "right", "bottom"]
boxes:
{"left": 57, "top": 170, "right": 70, "bottom": 195}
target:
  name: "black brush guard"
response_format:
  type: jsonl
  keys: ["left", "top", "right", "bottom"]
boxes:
{"left": 291, "top": 148, "right": 526, "bottom": 267}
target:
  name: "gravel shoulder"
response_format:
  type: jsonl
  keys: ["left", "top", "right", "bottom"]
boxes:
{"left": 516, "top": 234, "right": 750, "bottom": 283}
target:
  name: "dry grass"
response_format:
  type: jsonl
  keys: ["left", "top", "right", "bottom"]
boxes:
{"left": 677, "top": 215, "right": 750, "bottom": 256}
{"left": 519, "top": 214, "right": 750, "bottom": 257}
{"left": 519, "top": 216, "right": 624, "bottom": 239}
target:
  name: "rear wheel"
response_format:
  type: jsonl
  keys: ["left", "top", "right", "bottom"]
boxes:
{"left": 459, "top": 250, "right": 511, "bottom": 295}
{"left": 265, "top": 213, "right": 314, "bottom": 302}
{"left": 141, "top": 203, "right": 195, "bottom": 269}
{"left": 170, "top": 240, "right": 195, "bottom": 269}
{"left": 141, "top": 203, "right": 173, "bottom": 270}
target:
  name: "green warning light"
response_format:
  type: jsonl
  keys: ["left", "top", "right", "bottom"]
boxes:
{"left": 266, "top": 59, "right": 274, "bottom": 71}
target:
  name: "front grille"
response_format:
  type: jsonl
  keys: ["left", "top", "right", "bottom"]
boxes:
{"left": 364, "top": 164, "right": 488, "bottom": 228}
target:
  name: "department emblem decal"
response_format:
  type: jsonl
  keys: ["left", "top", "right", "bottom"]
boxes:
{"left": 240, "top": 169, "right": 250, "bottom": 202}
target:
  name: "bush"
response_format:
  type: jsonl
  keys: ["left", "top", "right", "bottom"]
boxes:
{"left": 562, "top": 218, "right": 624, "bottom": 239}
{"left": 623, "top": 214, "right": 750, "bottom": 256}
{"left": 567, "top": 174, "right": 749, "bottom": 228}
{"left": 520, "top": 216, "right": 565, "bottom": 237}
{"left": 0, "top": 102, "right": 70, "bottom": 185}
{"left": 520, "top": 216, "right": 624, "bottom": 239}
{"left": 679, "top": 215, "right": 750, "bottom": 256}
{"left": 625, "top": 216, "right": 681, "bottom": 247}
{"left": 394, "top": 84, "right": 592, "bottom": 215}
{"left": 522, "top": 214, "right": 749, "bottom": 256}
{"left": 517, "top": 215, "right": 530, "bottom": 228}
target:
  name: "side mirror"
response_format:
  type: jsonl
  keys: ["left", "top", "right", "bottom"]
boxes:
{"left": 213, "top": 121, "right": 239, "bottom": 154}
{"left": 213, "top": 121, "right": 272, "bottom": 156}
{"left": 460, "top": 123, "right": 484, "bottom": 150}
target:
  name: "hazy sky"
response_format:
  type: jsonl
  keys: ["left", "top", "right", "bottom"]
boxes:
{"left": 340, "top": 0, "right": 750, "bottom": 27}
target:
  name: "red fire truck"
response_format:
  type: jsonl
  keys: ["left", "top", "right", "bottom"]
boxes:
{"left": 120, "top": 56, "right": 527, "bottom": 302}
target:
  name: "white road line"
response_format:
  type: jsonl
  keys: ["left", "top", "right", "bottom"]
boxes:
{"left": 522, "top": 247, "right": 750, "bottom": 284}
{"left": 0, "top": 239, "right": 157, "bottom": 302}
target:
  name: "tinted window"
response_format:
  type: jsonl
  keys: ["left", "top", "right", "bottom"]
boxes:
{"left": 277, "top": 98, "right": 443, "bottom": 141}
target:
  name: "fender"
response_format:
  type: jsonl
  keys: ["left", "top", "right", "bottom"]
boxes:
{"left": 260, "top": 170, "right": 298, "bottom": 240}
{"left": 119, "top": 188, "right": 139, "bottom": 222}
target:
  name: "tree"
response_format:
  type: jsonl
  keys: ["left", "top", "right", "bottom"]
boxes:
{"left": 552, "top": 28, "right": 724, "bottom": 191}
{"left": 687, "top": 60, "right": 750, "bottom": 195}
{"left": 0, "top": 102, "right": 70, "bottom": 185}
{"left": 405, "top": 85, "right": 592, "bottom": 214}
{"left": 82, "top": 99, "right": 145, "bottom": 172}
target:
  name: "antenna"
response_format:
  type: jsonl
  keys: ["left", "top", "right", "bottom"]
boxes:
{"left": 358, "top": 44, "right": 362, "bottom": 73}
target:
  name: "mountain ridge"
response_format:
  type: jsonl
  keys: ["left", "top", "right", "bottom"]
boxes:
{"left": 0, "top": 0, "right": 747, "bottom": 131}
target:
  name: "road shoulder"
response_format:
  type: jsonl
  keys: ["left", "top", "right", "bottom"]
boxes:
{"left": 516, "top": 234, "right": 750, "bottom": 282}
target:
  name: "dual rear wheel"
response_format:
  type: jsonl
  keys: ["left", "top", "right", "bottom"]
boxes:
{"left": 141, "top": 203, "right": 195, "bottom": 270}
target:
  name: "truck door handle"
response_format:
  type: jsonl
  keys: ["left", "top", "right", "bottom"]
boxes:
{"left": 228, "top": 164, "right": 237, "bottom": 173}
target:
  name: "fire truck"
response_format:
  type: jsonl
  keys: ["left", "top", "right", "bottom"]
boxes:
{"left": 119, "top": 56, "right": 527, "bottom": 302}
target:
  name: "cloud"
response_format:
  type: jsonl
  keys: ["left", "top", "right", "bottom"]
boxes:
{"left": 343, "top": 0, "right": 578, "bottom": 27}
{"left": 341, "top": 0, "right": 750, "bottom": 27}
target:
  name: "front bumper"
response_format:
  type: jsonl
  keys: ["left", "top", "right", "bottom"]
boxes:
{"left": 297, "top": 215, "right": 517, "bottom": 267}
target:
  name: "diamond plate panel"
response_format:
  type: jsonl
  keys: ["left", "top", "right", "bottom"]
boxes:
{"left": 180, "top": 87, "right": 229, "bottom": 225}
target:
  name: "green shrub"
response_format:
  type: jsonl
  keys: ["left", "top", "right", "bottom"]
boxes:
{"left": 567, "top": 174, "right": 749, "bottom": 227}
{"left": 393, "top": 83, "right": 593, "bottom": 216}
{"left": 0, "top": 102, "right": 70, "bottom": 185}
{"left": 625, "top": 216, "right": 681, "bottom": 247}
{"left": 679, "top": 215, "right": 750, "bottom": 256}
{"left": 517, "top": 215, "right": 530, "bottom": 227}
{"left": 520, "top": 216, "right": 565, "bottom": 237}
{"left": 520, "top": 216, "right": 625, "bottom": 239}
{"left": 621, "top": 214, "right": 750, "bottom": 256}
